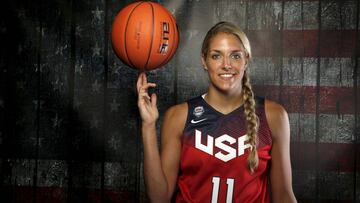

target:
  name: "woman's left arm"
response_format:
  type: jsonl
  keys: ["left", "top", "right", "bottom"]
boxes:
{"left": 265, "top": 100, "right": 297, "bottom": 203}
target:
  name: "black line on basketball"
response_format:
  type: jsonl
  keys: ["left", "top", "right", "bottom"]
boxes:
{"left": 143, "top": 1, "right": 155, "bottom": 70}
{"left": 124, "top": 2, "right": 145, "bottom": 69}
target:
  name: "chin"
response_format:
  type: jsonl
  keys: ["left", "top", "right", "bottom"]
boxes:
{"left": 214, "top": 84, "right": 237, "bottom": 94}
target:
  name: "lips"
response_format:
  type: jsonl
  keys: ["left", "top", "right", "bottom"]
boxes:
{"left": 219, "top": 73, "right": 236, "bottom": 79}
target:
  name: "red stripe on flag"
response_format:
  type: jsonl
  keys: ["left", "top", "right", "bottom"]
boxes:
{"left": 282, "top": 30, "right": 318, "bottom": 57}
{"left": 296, "top": 200, "right": 353, "bottom": 203}
{"left": 253, "top": 85, "right": 356, "bottom": 114}
{"left": 2, "top": 186, "right": 355, "bottom": 203}
{"left": 247, "top": 30, "right": 357, "bottom": 57}
{"left": 291, "top": 143, "right": 356, "bottom": 172}
{"left": 1, "top": 186, "right": 142, "bottom": 203}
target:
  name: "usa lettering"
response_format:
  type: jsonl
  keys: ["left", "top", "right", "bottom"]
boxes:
{"left": 195, "top": 129, "right": 251, "bottom": 162}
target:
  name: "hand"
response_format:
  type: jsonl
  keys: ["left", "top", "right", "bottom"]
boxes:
{"left": 136, "top": 72, "right": 159, "bottom": 125}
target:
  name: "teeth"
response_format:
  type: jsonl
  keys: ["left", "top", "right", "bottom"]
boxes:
{"left": 220, "top": 74, "right": 233, "bottom": 78}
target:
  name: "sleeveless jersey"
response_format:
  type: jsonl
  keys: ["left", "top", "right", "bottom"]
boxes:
{"left": 175, "top": 95, "right": 272, "bottom": 203}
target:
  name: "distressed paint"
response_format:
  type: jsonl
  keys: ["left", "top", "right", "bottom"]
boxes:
{"left": 254, "top": 85, "right": 355, "bottom": 114}
{"left": 247, "top": 1, "right": 283, "bottom": 30}
{"left": 321, "top": 0, "right": 357, "bottom": 30}
{"left": 319, "top": 114, "right": 354, "bottom": 143}
{"left": 283, "top": 1, "right": 303, "bottom": 30}
{"left": 320, "top": 58, "right": 354, "bottom": 87}
{"left": 0, "top": 0, "right": 359, "bottom": 203}
{"left": 282, "top": 57, "right": 317, "bottom": 86}
{"left": 291, "top": 143, "right": 354, "bottom": 172}
{"left": 37, "top": 0, "right": 71, "bottom": 161}
{"left": 250, "top": 57, "right": 281, "bottom": 86}
{"left": 289, "top": 113, "right": 317, "bottom": 143}
{"left": 213, "top": 0, "right": 247, "bottom": 28}
{"left": 293, "top": 170, "right": 355, "bottom": 201}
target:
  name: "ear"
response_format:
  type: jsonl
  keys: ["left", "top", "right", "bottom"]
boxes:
{"left": 201, "top": 56, "right": 207, "bottom": 70}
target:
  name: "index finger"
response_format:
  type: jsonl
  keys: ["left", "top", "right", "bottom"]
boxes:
{"left": 142, "top": 71, "right": 148, "bottom": 86}
{"left": 136, "top": 72, "right": 145, "bottom": 92}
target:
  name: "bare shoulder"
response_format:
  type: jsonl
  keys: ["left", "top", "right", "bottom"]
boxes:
{"left": 163, "top": 102, "right": 188, "bottom": 123}
{"left": 162, "top": 102, "right": 188, "bottom": 138}
{"left": 264, "top": 100, "right": 288, "bottom": 120}
{"left": 264, "top": 99, "right": 290, "bottom": 141}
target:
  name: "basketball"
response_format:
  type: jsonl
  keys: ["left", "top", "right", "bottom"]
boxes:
{"left": 111, "top": 1, "right": 179, "bottom": 71}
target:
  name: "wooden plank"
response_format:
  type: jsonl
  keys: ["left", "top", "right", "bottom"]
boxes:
{"left": 0, "top": 1, "right": 358, "bottom": 203}
{"left": 250, "top": 57, "right": 281, "bottom": 86}
{"left": 282, "top": 57, "right": 317, "bottom": 86}
{"left": 247, "top": 30, "right": 358, "bottom": 57}
{"left": 289, "top": 113, "right": 354, "bottom": 144}
{"left": 293, "top": 170, "right": 316, "bottom": 200}
{"left": 69, "top": 0, "right": 107, "bottom": 202}
{"left": 72, "top": 0, "right": 106, "bottom": 157}
{"left": 175, "top": 0, "right": 214, "bottom": 102}
{"left": 283, "top": 1, "right": 319, "bottom": 30}
{"left": 314, "top": 1, "right": 357, "bottom": 201}
{"left": 37, "top": 0, "right": 71, "bottom": 160}
{"left": 253, "top": 85, "right": 356, "bottom": 114}
{"left": 283, "top": 1, "right": 303, "bottom": 30}
{"left": 282, "top": 57, "right": 355, "bottom": 87}
{"left": 0, "top": 0, "right": 43, "bottom": 202}
{"left": 106, "top": 1, "right": 142, "bottom": 202}
{"left": 321, "top": 0, "right": 357, "bottom": 30}
{"left": 293, "top": 170, "right": 355, "bottom": 201}
{"left": 212, "top": 0, "right": 247, "bottom": 28}
{"left": 291, "top": 143, "right": 354, "bottom": 172}
{"left": 1, "top": 0, "right": 39, "bottom": 159}
{"left": 289, "top": 113, "right": 317, "bottom": 143}
{"left": 4, "top": 159, "right": 36, "bottom": 202}
{"left": 247, "top": 1, "right": 283, "bottom": 30}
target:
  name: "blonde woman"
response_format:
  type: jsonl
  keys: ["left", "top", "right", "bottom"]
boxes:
{"left": 137, "top": 21, "right": 297, "bottom": 203}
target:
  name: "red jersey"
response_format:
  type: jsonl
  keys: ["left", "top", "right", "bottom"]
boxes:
{"left": 176, "top": 95, "right": 272, "bottom": 203}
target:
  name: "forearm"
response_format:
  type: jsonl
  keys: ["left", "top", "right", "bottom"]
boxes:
{"left": 142, "top": 123, "right": 170, "bottom": 203}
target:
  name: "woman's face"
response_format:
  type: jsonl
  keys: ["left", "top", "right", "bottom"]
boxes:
{"left": 202, "top": 32, "right": 248, "bottom": 94}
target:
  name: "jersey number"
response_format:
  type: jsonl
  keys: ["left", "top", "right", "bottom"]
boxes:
{"left": 211, "top": 177, "right": 234, "bottom": 203}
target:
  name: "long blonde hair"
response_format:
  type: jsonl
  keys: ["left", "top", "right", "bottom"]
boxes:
{"left": 201, "top": 21, "right": 259, "bottom": 173}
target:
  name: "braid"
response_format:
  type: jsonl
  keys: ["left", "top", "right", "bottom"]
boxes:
{"left": 242, "top": 69, "right": 259, "bottom": 173}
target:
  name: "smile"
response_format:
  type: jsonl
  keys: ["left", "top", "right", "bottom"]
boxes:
{"left": 219, "top": 73, "right": 236, "bottom": 79}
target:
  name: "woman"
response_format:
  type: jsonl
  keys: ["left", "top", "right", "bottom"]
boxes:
{"left": 137, "top": 21, "right": 297, "bottom": 203}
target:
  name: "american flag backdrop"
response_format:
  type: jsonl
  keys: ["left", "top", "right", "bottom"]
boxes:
{"left": 0, "top": 0, "right": 359, "bottom": 203}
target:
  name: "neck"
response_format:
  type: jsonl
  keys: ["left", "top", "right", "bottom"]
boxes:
{"left": 205, "top": 85, "right": 244, "bottom": 114}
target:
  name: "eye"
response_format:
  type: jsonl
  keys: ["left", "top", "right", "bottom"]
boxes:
{"left": 231, "top": 52, "right": 245, "bottom": 60}
{"left": 211, "top": 54, "right": 221, "bottom": 60}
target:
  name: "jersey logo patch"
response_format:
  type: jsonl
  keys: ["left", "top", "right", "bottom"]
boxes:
{"left": 193, "top": 106, "right": 204, "bottom": 117}
{"left": 191, "top": 118, "right": 208, "bottom": 124}
{"left": 195, "top": 129, "right": 252, "bottom": 162}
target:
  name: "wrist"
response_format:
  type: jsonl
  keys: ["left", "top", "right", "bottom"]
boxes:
{"left": 141, "top": 121, "right": 157, "bottom": 129}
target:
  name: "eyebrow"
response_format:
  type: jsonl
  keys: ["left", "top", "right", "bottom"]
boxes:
{"left": 209, "top": 50, "right": 245, "bottom": 53}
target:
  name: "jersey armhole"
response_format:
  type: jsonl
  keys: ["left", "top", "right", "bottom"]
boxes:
{"left": 263, "top": 99, "right": 274, "bottom": 146}
{"left": 181, "top": 101, "right": 191, "bottom": 135}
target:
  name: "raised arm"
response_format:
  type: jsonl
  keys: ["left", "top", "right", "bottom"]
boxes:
{"left": 137, "top": 72, "right": 187, "bottom": 202}
{"left": 265, "top": 100, "right": 297, "bottom": 203}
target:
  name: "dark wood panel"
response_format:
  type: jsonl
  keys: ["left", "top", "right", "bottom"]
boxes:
{"left": 0, "top": 0, "right": 359, "bottom": 202}
{"left": 1, "top": 0, "right": 41, "bottom": 202}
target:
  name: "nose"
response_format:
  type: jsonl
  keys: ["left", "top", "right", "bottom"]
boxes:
{"left": 223, "top": 56, "right": 231, "bottom": 70}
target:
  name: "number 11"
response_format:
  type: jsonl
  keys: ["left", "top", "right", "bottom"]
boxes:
{"left": 211, "top": 177, "right": 235, "bottom": 203}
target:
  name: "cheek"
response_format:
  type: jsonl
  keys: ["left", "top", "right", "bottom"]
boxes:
{"left": 205, "top": 61, "right": 219, "bottom": 72}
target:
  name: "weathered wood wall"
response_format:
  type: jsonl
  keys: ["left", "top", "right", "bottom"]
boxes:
{"left": 0, "top": 0, "right": 359, "bottom": 202}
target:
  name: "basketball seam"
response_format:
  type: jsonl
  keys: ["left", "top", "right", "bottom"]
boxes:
{"left": 124, "top": 2, "right": 145, "bottom": 69}
{"left": 143, "top": 2, "right": 155, "bottom": 70}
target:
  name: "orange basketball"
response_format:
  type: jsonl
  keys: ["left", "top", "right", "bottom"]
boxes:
{"left": 111, "top": 1, "right": 179, "bottom": 71}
